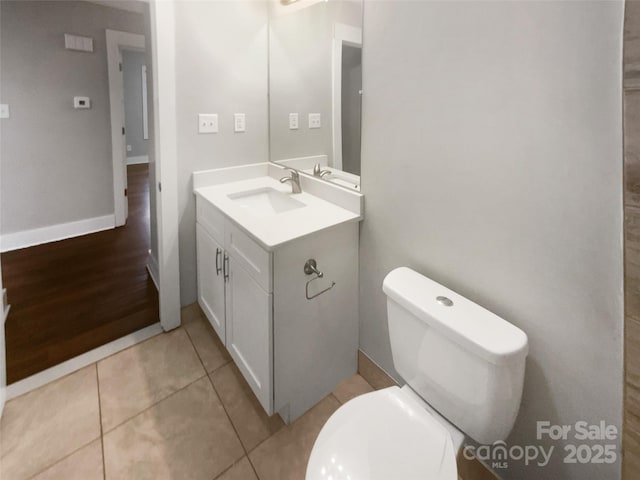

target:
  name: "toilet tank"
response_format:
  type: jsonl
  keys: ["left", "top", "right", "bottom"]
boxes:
{"left": 383, "top": 267, "right": 528, "bottom": 445}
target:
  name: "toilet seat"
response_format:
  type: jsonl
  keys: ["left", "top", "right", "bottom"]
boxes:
{"left": 306, "top": 386, "right": 459, "bottom": 480}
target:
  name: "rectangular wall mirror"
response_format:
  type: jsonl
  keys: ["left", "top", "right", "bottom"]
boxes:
{"left": 268, "top": 0, "right": 363, "bottom": 191}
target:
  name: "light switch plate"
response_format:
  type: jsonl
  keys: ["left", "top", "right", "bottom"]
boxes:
{"left": 199, "top": 114, "right": 218, "bottom": 134}
{"left": 0, "top": 104, "right": 9, "bottom": 119}
{"left": 234, "top": 113, "right": 246, "bottom": 132}
{"left": 289, "top": 113, "right": 299, "bottom": 130}
{"left": 308, "top": 113, "right": 321, "bottom": 129}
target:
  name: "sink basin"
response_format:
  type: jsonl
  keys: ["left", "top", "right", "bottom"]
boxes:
{"left": 228, "top": 187, "right": 306, "bottom": 216}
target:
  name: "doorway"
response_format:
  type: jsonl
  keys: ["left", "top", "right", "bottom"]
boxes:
{"left": 0, "top": 1, "right": 160, "bottom": 385}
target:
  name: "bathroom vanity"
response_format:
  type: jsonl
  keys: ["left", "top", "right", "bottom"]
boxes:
{"left": 193, "top": 163, "right": 363, "bottom": 423}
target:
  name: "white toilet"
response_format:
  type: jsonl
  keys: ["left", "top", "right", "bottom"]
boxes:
{"left": 306, "top": 267, "right": 529, "bottom": 480}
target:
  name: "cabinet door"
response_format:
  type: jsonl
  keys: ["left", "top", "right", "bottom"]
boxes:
{"left": 196, "top": 224, "right": 226, "bottom": 344}
{"left": 226, "top": 256, "right": 273, "bottom": 415}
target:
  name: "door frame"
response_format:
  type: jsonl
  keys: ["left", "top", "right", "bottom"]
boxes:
{"left": 331, "top": 23, "right": 362, "bottom": 171}
{"left": 106, "top": 29, "right": 145, "bottom": 227}
{"left": 106, "top": 4, "right": 182, "bottom": 332}
{"left": 149, "top": 0, "right": 181, "bottom": 330}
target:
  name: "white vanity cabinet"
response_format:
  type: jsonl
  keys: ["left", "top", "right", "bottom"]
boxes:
{"left": 195, "top": 191, "right": 359, "bottom": 424}
{"left": 196, "top": 196, "right": 274, "bottom": 415}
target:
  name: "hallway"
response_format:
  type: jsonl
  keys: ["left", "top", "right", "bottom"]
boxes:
{"left": 2, "top": 164, "right": 158, "bottom": 383}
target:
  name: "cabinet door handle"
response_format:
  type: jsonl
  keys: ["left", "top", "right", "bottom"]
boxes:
{"left": 215, "top": 248, "right": 222, "bottom": 276}
{"left": 223, "top": 253, "right": 230, "bottom": 282}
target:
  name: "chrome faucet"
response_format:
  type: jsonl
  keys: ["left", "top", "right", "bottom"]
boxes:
{"left": 313, "top": 164, "right": 331, "bottom": 179}
{"left": 279, "top": 168, "right": 302, "bottom": 194}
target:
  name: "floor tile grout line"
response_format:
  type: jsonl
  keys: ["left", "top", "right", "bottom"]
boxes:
{"left": 244, "top": 393, "right": 344, "bottom": 479}
{"left": 185, "top": 313, "right": 265, "bottom": 479}
{"left": 246, "top": 443, "right": 265, "bottom": 480}
{"left": 182, "top": 317, "right": 232, "bottom": 377}
{"left": 246, "top": 453, "right": 263, "bottom": 480}
{"left": 207, "top": 372, "right": 249, "bottom": 455}
{"left": 6, "top": 329, "right": 164, "bottom": 402}
{"left": 210, "top": 455, "right": 250, "bottom": 480}
{"left": 181, "top": 317, "right": 233, "bottom": 375}
{"left": 242, "top": 392, "right": 343, "bottom": 458}
{"left": 206, "top": 374, "right": 259, "bottom": 477}
{"left": 23, "top": 435, "right": 102, "bottom": 480}
{"left": 184, "top": 312, "right": 361, "bottom": 479}
{"left": 8, "top": 314, "right": 222, "bottom": 480}
{"left": 95, "top": 364, "right": 107, "bottom": 480}
{"left": 21, "top": 366, "right": 104, "bottom": 480}
{"left": 98, "top": 324, "right": 207, "bottom": 434}
{"left": 100, "top": 371, "right": 209, "bottom": 435}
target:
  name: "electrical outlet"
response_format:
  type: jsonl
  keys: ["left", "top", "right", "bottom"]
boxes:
{"left": 198, "top": 114, "right": 218, "bottom": 134}
{"left": 308, "top": 113, "right": 321, "bottom": 129}
{"left": 0, "top": 104, "right": 10, "bottom": 119}
{"left": 234, "top": 113, "right": 246, "bottom": 132}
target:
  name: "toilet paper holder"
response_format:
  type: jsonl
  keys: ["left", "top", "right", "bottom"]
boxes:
{"left": 304, "top": 259, "right": 335, "bottom": 300}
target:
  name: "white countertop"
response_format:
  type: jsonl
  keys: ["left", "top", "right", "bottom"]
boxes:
{"left": 194, "top": 175, "right": 362, "bottom": 250}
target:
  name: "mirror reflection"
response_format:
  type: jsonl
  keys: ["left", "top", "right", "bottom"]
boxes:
{"left": 268, "top": 0, "right": 362, "bottom": 191}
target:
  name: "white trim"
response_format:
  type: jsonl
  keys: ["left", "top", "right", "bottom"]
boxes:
{"left": 0, "top": 215, "right": 115, "bottom": 253}
{"left": 126, "top": 155, "right": 149, "bottom": 165}
{"left": 6, "top": 323, "right": 163, "bottom": 400}
{"left": 147, "top": 252, "right": 160, "bottom": 290}
{"left": 150, "top": 0, "right": 181, "bottom": 331}
{"left": 142, "top": 65, "right": 149, "bottom": 140}
{"left": 107, "top": 29, "right": 146, "bottom": 228}
{"left": 332, "top": 23, "right": 362, "bottom": 171}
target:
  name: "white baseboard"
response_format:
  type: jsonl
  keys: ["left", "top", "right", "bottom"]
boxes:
{"left": 7, "top": 322, "right": 163, "bottom": 400}
{"left": 147, "top": 251, "right": 159, "bottom": 291}
{"left": 127, "top": 155, "right": 149, "bottom": 165}
{"left": 0, "top": 214, "right": 115, "bottom": 252}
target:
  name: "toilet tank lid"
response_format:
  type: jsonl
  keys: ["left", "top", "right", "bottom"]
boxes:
{"left": 383, "top": 267, "right": 528, "bottom": 365}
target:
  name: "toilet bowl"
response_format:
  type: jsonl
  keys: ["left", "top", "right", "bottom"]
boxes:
{"left": 306, "top": 267, "right": 528, "bottom": 480}
{"left": 307, "top": 385, "right": 463, "bottom": 480}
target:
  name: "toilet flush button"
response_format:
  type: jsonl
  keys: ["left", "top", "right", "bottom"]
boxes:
{"left": 436, "top": 296, "right": 454, "bottom": 307}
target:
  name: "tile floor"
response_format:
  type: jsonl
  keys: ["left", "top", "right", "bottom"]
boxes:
{"left": 0, "top": 304, "right": 375, "bottom": 480}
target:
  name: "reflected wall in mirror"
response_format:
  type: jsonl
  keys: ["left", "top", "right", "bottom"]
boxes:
{"left": 268, "top": 0, "right": 362, "bottom": 191}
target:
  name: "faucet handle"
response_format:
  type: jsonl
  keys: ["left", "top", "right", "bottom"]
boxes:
{"left": 312, "top": 164, "right": 331, "bottom": 179}
{"left": 283, "top": 166, "right": 299, "bottom": 178}
{"left": 279, "top": 167, "right": 302, "bottom": 193}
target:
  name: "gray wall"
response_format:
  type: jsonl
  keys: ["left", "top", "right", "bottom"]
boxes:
{"left": 268, "top": 0, "right": 360, "bottom": 166}
{"left": 0, "top": 1, "right": 145, "bottom": 234}
{"left": 122, "top": 49, "right": 148, "bottom": 159}
{"left": 359, "top": 2, "right": 624, "bottom": 479}
{"left": 175, "top": 0, "right": 269, "bottom": 305}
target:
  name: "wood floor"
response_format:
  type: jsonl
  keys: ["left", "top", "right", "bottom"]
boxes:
{"left": 2, "top": 164, "right": 159, "bottom": 384}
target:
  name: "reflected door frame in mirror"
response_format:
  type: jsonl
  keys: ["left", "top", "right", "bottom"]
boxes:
{"left": 331, "top": 22, "right": 362, "bottom": 172}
